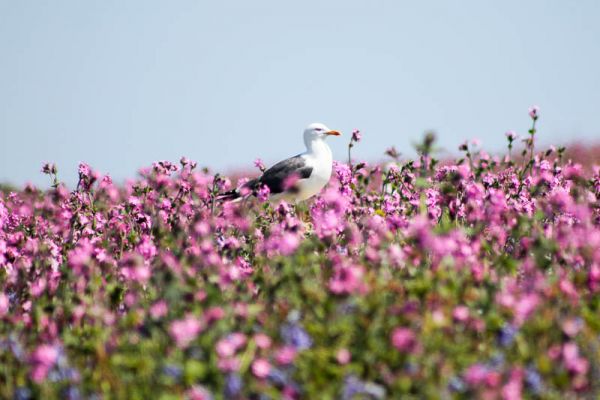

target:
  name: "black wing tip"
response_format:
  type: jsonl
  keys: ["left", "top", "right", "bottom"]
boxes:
{"left": 216, "top": 190, "right": 241, "bottom": 202}
{"left": 217, "top": 178, "right": 261, "bottom": 202}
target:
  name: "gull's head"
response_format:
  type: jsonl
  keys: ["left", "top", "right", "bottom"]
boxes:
{"left": 303, "top": 122, "right": 341, "bottom": 145}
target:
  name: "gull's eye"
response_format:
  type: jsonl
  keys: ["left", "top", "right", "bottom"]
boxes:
{"left": 314, "top": 127, "right": 323, "bottom": 132}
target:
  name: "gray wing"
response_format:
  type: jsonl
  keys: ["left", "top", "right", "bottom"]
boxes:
{"left": 254, "top": 155, "right": 313, "bottom": 194}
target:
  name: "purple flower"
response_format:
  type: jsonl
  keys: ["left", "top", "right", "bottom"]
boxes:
{"left": 280, "top": 322, "right": 313, "bottom": 350}
{"left": 341, "top": 375, "right": 366, "bottom": 400}
{"left": 224, "top": 373, "right": 242, "bottom": 397}
{"left": 498, "top": 324, "right": 518, "bottom": 347}
{"left": 341, "top": 375, "right": 385, "bottom": 400}
{"left": 448, "top": 377, "right": 466, "bottom": 392}
{"left": 267, "top": 368, "right": 289, "bottom": 386}
{"left": 525, "top": 367, "right": 543, "bottom": 394}
{"left": 351, "top": 129, "right": 362, "bottom": 142}
{"left": 14, "top": 387, "right": 32, "bottom": 400}
{"left": 62, "top": 386, "right": 81, "bottom": 400}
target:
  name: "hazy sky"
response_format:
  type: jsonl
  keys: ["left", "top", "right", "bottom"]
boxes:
{"left": 1, "top": 1, "right": 599, "bottom": 187}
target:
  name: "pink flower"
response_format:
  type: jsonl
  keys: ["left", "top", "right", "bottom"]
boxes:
{"left": 278, "top": 232, "right": 300, "bottom": 256}
{"left": 186, "top": 385, "right": 213, "bottom": 400}
{"left": 137, "top": 235, "right": 157, "bottom": 260}
{"left": 78, "top": 162, "right": 92, "bottom": 179}
{"left": 251, "top": 358, "right": 271, "bottom": 378}
{"left": 275, "top": 346, "right": 298, "bottom": 365}
{"left": 391, "top": 327, "right": 416, "bottom": 352}
{"left": 0, "top": 293, "right": 8, "bottom": 317}
{"left": 351, "top": 129, "right": 362, "bottom": 142}
{"left": 0, "top": 200, "right": 7, "bottom": 230}
{"left": 120, "top": 253, "right": 152, "bottom": 284}
{"left": 502, "top": 368, "right": 523, "bottom": 400}
{"left": 514, "top": 294, "right": 539, "bottom": 326}
{"left": 204, "top": 307, "right": 225, "bottom": 324}
{"left": 228, "top": 332, "right": 247, "bottom": 349}
{"left": 180, "top": 156, "right": 191, "bottom": 166}
{"left": 217, "top": 357, "right": 241, "bottom": 372}
{"left": 216, "top": 338, "right": 236, "bottom": 358}
{"left": 547, "top": 344, "right": 562, "bottom": 360}
{"left": 216, "top": 332, "right": 247, "bottom": 359}
{"left": 336, "top": 348, "right": 351, "bottom": 364}
{"left": 328, "top": 264, "right": 365, "bottom": 295}
{"left": 528, "top": 105, "right": 540, "bottom": 119}
{"left": 254, "top": 333, "right": 272, "bottom": 349}
{"left": 29, "top": 278, "right": 47, "bottom": 298}
{"left": 486, "top": 371, "right": 502, "bottom": 388}
{"left": 561, "top": 318, "right": 582, "bottom": 337}
{"left": 150, "top": 301, "right": 168, "bottom": 319}
{"left": 254, "top": 158, "right": 266, "bottom": 172}
{"left": 257, "top": 184, "right": 270, "bottom": 202}
{"left": 30, "top": 344, "right": 59, "bottom": 383}
{"left": 332, "top": 162, "right": 356, "bottom": 197}
{"left": 559, "top": 279, "right": 579, "bottom": 301}
{"left": 169, "top": 315, "right": 203, "bottom": 348}
{"left": 464, "top": 364, "right": 488, "bottom": 386}
{"left": 452, "top": 306, "right": 470, "bottom": 322}
{"left": 563, "top": 342, "right": 589, "bottom": 375}
{"left": 505, "top": 130, "right": 517, "bottom": 141}
{"left": 128, "top": 196, "right": 141, "bottom": 208}
{"left": 31, "top": 344, "right": 59, "bottom": 366}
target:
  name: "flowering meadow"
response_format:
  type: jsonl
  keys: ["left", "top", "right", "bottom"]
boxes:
{"left": 2, "top": 109, "right": 600, "bottom": 399}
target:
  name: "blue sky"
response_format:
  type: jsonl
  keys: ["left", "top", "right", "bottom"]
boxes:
{"left": 1, "top": 0, "right": 599, "bottom": 187}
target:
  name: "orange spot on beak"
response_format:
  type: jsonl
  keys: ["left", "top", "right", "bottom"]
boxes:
{"left": 326, "top": 130, "right": 341, "bottom": 136}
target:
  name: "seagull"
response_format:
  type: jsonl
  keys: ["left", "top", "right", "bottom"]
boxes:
{"left": 218, "top": 122, "right": 342, "bottom": 203}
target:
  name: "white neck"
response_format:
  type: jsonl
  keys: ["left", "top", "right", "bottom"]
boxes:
{"left": 304, "top": 137, "right": 331, "bottom": 155}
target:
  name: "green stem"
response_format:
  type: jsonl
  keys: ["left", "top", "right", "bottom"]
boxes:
{"left": 348, "top": 143, "right": 353, "bottom": 168}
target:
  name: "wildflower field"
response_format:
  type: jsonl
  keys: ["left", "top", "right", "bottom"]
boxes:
{"left": 2, "top": 109, "right": 600, "bottom": 399}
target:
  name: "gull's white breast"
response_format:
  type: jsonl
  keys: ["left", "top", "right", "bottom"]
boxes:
{"left": 295, "top": 144, "right": 333, "bottom": 201}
